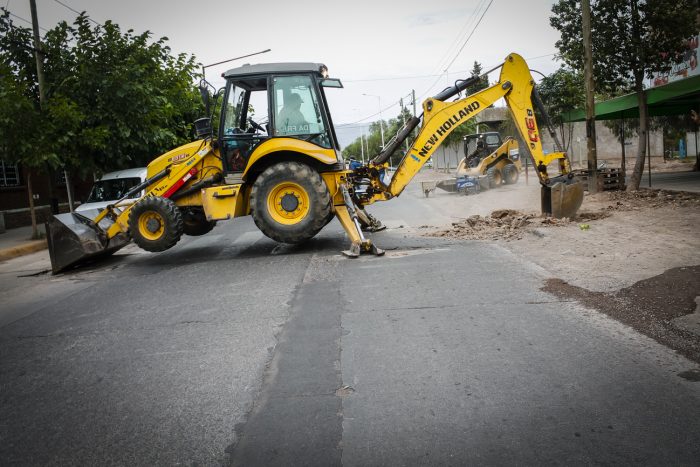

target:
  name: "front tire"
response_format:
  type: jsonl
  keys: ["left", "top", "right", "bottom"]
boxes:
{"left": 487, "top": 167, "right": 502, "bottom": 188}
{"left": 502, "top": 164, "right": 519, "bottom": 185}
{"left": 129, "top": 197, "right": 184, "bottom": 252}
{"left": 250, "top": 162, "right": 331, "bottom": 244}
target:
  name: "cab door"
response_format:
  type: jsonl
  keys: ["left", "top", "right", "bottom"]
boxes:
{"left": 219, "top": 79, "right": 270, "bottom": 173}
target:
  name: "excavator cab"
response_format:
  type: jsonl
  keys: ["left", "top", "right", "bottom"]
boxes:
{"left": 216, "top": 63, "right": 342, "bottom": 176}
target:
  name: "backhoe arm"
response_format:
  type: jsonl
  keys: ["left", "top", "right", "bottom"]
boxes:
{"left": 360, "top": 53, "right": 583, "bottom": 218}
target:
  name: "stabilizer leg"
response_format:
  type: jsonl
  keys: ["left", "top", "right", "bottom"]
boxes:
{"left": 335, "top": 185, "right": 384, "bottom": 258}
{"left": 356, "top": 207, "right": 386, "bottom": 232}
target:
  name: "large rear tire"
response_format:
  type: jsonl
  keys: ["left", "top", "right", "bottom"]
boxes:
{"left": 129, "top": 197, "right": 184, "bottom": 252}
{"left": 502, "top": 164, "right": 519, "bottom": 185}
{"left": 250, "top": 162, "right": 331, "bottom": 244}
{"left": 487, "top": 167, "right": 502, "bottom": 188}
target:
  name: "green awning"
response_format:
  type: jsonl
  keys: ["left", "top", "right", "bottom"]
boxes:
{"left": 562, "top": 74, "right": 700, "bottom": 122}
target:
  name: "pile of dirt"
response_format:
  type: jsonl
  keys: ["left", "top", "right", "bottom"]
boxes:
{"left": 425, "top": 188, "right": 700, "bottom": 241}
{"left": 543, "top": 266, "right": 700, "bottom": 364}
{"left": 426, "top": 209, "right": 537, "bottom": 241}
{"left": 425, "top": 208, "right": 612, "bottom": 241}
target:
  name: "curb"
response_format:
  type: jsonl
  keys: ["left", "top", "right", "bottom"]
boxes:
{"left": 0, "top": 240, "right": 48, "bottom": 262}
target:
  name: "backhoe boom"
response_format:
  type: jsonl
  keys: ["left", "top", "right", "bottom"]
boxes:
{"left": 359, "top": 53, "right": 583, "bottom": 219}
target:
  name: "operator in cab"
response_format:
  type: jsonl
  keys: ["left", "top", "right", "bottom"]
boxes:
{"left": 276, "top": 93, "right": 309, "bottom": 135}
{"left": 466, "top": 136, "right": 488, "bottom": 168}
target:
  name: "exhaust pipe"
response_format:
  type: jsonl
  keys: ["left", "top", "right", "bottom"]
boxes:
{"left": 46, "top": 209, "right": 130, "bottom": 274}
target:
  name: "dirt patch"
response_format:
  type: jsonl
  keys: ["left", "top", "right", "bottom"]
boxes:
{"left": 542, "top": 266, "right": 700, "bottom": 364}
{"left": 425, "top": 189, "right": 700, "bottom": 242}
{"left": 426, "top": 210, "right": 536, "bottom": 241}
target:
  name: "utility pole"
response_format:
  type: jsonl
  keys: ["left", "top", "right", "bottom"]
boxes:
{"left": 26, "top": 0, "right": 44, "bottom": 236}
{"left": 411, "top": 89, "right": 417, "bottom": 117}
{"left": 360, "top": 130, "right": 365, "bottom": 163}
{"left": 400, "top": 98, "right": 409, "bottom": 151}
{"left": 581, "top": 0, "right": 598, "bottom": 193}
{"left": 29, "top": 0, "right": 46, "bottom": 107}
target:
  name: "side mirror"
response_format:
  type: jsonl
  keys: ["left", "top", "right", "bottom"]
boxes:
{"left": 194, "top": 117, "right": 212, "bottom": 139}
{"left": 199, "top": 82, "right": 211, "bottom": 116}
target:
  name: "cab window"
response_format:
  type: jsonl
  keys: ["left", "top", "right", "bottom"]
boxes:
{"left": 272, "top": 75, "right": 330, "bottom": 147}
{"left": 221, "top": 80, "right": 270, "bottom": 172}
{"left": 485, "top": 134, "right": 501, "bottom": 146}
{"left": 223, "top": 84, "right": 246, "bottom": 132}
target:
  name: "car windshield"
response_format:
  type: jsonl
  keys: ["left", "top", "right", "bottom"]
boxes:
{"left": 86, "top": 177, "right": 142, "bottom": 202}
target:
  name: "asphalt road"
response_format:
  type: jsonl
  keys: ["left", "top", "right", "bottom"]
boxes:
{"left": 644, "top": 169, "right": 700, "bottom": 192}
{"left": 1, "top": 180, "right": 699, "bottom": 465}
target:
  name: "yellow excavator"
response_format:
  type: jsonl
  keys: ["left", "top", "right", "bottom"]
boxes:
{"left": 47, "top": 52, "right": 583, "bottom": 273}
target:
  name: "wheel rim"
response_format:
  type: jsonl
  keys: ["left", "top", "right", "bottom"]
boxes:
{"left": 138, "top": 210, "right": 165, "bottom": 240}
{"left": 494, "top": 171, "right": 502, "bottom": 185}
{"left": 267, "top": 181, "right": 310, "bottom": 225}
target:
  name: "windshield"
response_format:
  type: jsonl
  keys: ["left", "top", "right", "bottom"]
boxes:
{"left": 272, "top": 75, "right": 330, "bottom": 147}
{"left": 87, "top": 177, "right": 143, "bottom": 202}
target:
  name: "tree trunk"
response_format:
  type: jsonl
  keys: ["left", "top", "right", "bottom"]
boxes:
{"left": 628, "top": 81, "right": 648, "bottom": 191}
{"left": 64, "top": 169, "right": 75, "bottom": 212}
{"left": 26, "top": 169, "right": 38, "bottom": 239}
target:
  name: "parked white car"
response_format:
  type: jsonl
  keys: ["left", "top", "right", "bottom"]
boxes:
{"left": 76, "top": 168, "right": 147, "bottom": 212}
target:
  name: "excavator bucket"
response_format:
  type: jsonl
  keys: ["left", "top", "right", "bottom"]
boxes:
{"left": 46, "top": 209, "right": 130, "bottom": 274}
{"left": 541, "top": 178, "right": 585, "bottom": 219}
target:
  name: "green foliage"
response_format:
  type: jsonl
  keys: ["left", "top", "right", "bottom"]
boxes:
{"left": 0, "top": 62, "right": 45, "bottom": 166}
{"left": 536, "top": 66, "right": 585, "bottom": 150}
{"left": 537, "top": 66, "right": 585, "bottom": 125}
{"left": 0, "top": 9, "right": 204, "bottom": 176}
{"left": 550, "top": 0, "right": 698, "bottom": 188}
{"left": 465, "top": 61, "right": 489, "bottom": 97}
{"left": 551, "top": 0, "right": 698, "bottom": 94}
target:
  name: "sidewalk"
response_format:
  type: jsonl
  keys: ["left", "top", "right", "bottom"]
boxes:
{"left": 0, "top": 224, "right": 47, "bottom": 262}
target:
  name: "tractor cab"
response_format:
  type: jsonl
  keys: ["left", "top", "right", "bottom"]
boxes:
{"left": 218, "top": 62, "right": 343, "bottom": 173}
{"left": 463, "top": 132, "right": 503, "bottom": 168}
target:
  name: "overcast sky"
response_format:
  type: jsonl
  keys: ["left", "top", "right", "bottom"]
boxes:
{"left": 7, "top": 0, "right": 563, "bottom": 143}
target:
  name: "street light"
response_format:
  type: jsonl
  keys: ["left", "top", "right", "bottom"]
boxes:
{"left": 363, "top": 93, "right": 385, "bottom": 149}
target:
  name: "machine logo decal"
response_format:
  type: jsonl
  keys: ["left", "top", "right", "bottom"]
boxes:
{"left": 419, "top": 101, "right": 480, "bottom": 157}
{"left": 171, "top": 153, "right": 189, "bottom": 163}
{"left": 525, "top": 116, "right": 539, "bottom": 142}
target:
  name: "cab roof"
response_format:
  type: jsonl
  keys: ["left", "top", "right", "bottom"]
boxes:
{"left": 223, "top": 62, "right": 326, "bottom": 79}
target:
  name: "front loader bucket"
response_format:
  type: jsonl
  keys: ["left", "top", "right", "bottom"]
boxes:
{"left": 46, "top": 210, "right": 130, "bottom": 274}
{"left": 541, "top": 178, "right": 584, "bottom": 219}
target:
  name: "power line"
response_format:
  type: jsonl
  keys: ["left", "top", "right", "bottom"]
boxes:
{"left": 341, "top": 1, "right": 494, "bottom": 126}
{"left": 444, "top": 0, "right": 494, "bottom": 72}
{"left": 4, "top": 9, "right": 48, "bottom": 32}
{"left": 418, "top": 0, "right": 495, "bottom": 101}
{"left": 343, "top": 69, "right": 470, "bottom": 83}
{"left": 53, "top": 0, "right": 101, "bottom": 26}
{"left": 428, "top": 0, "right": 489, "bottom": 79}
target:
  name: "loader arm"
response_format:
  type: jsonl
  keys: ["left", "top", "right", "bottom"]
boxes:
{"left": 46, "top": 142, "right": 215, "bottom": 273}
{"left": 358, "top": 53, "right": 582, "bottom": 218}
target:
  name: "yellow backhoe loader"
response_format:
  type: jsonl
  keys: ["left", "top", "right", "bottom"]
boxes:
{"left": 47, "top": 53, "right": 583, "bottom": 273}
